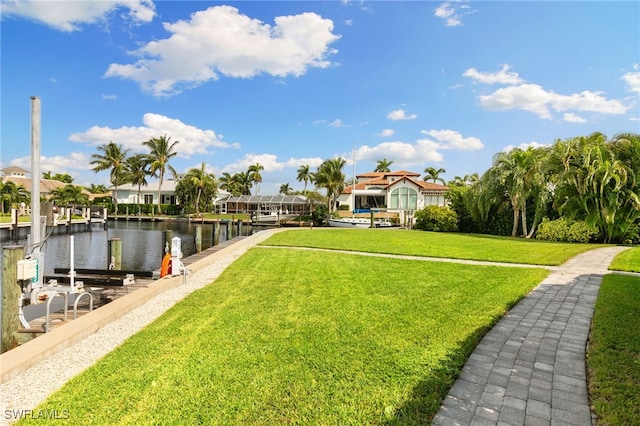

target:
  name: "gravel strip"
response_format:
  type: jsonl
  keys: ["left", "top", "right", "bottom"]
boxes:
{"left": 0, "top": 232, "right": 271, "bottom": 425}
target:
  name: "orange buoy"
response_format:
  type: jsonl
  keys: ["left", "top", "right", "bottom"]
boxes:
{"left": 160, "top": 253, "right": 171, "bottom": 277}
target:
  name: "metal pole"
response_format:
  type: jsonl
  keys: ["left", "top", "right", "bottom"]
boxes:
{"left": 30, "top": 97, "right": 41, "bottom": 249}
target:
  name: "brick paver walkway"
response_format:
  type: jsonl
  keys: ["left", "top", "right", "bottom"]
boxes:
{"left": 432, "top": 246, "right": 630, "bottom": 426}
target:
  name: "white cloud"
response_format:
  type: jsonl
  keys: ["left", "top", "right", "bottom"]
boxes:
{"left": 466, "top": 65, "right": 631, "bottom": 120}
{"left": 221, "top": 153, "right": 324, "bottom": 174}
{"left": 387, "top": 109, "right": 417, "bottom": 121}
{"left": 503, "top": 141, "right": 548, "bottom": 152}
{"left": 379, "top": 129, "right": 395, "bottom": 137}
{"left": 329, "top": 119, "right": 345, "bottom": 128}
{"left": 355, "top": 140, "right": 444, "bottom": 167}
{"left": 421, "top": 129, "right": 484, "bottom": 151}
{"left": 9, "top": 152, "right": 95, "bottom": 174}
{"left": 69, "top": 113, "right": 238, "bottom": 157}
{"left": 463, "top": 64, "right": 524, "bottom": 85}
{"left": 1, "top": 0, "right": 155, "bottom": 32}
{"left": 105, "top": 6, "right": 340, "bottom": 97}
{"left": 621, "top": 64, "right": 640, "bottom": 93}
{"left": 563, "top": 113, "right": 587, "bottom": 123}
{"left": 434, "top": 1, "right": 474, "bottom": 27}
{"left": 477, "top": 83, "right": 629, "bottom": 119}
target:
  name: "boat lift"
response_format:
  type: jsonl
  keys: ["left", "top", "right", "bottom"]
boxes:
{"left": 18, "top": 235, "right": 95, "bottom": 332}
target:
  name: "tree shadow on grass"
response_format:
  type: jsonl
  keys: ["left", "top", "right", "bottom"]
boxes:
{"left": 384, "top": 323, "right": 497, "bottom": 425}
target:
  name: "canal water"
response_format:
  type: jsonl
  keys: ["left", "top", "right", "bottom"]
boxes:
{"left": 3, "top": 220, "right": 257, "bottom": 275}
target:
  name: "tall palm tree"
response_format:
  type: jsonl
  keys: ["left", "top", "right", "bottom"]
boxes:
{"left": 248, "top": 163, "right": 264, "bottom": 196}
{"left": 185, "top": 162, "right": 217, "bottom": 217}
{"left": 125, "top": 154, "right": 150, "bottom": 216}
{"left": 143, "top": 135, "right": 179, "bottom": 214}
{"left": 315, "top": 157, "right": 346, "bottom": 212}
{"left": 296, "top": 164, "right": 311, "bottom": 194}
{"left": 374, "top": 159, "right": 394, "bottom": 173}
{"left": 423, "top": 166, "right": 446, "bottom": 184}
{"left": 90, "top": 141, "right": 129, "bottom": 215}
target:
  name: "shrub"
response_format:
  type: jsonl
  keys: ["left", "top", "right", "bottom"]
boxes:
{"left": 536, "top": 217, "right": 597, "bottom": 243}
{"left": 414, "top": 205, "right": 458, "bottom": 232}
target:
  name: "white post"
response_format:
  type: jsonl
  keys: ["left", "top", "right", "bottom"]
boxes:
{"left": 30, "top": 96, "right": 45, "bottom": 290}
{"left": 70, "top": 235, "right": 75, "bottom": 292}
{"left": 30, "top": 96, "right": 41, "bottom": 248}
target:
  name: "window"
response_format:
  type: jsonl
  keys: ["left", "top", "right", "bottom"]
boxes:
{"left": 144, "top": 194, "right": 153, "bottom": 204}
{"left": 390, "top": 187, "right": 417, "bottom": 209}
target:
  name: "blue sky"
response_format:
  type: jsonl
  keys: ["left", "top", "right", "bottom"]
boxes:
{"left": 2, "top": 0, "right": 639, "bottom": 194}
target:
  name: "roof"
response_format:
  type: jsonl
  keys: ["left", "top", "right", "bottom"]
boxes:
{"left": 0, "top": 176, "right": 100, "bottom": 198}
{"left": 343, "top": 170, "right": 449, "bottom": 194}
{"left": 356, "top": 170, "right": 421, "bottom": 179}
{"left": 1, "top": 166, "right": 30, "bottom": 176}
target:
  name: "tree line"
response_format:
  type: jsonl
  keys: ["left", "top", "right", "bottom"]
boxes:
{"left": 446, "top": 132, "right": 639, "bottom": 244}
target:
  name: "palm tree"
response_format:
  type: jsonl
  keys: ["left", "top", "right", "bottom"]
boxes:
{"left": 235, "top": 171, "right": 253, "bottom": 196}
{"left": 90, "top": 141, "right": 129, "bottom": 215}
{"left": 296, "top": 164, "right": 311, "bottom": 194}
{"left": 49, "top": 184, "right": 89, "bottom": 212}
{"left": 315, "top": 157, "right": 346, "bottom": 212}
{"left": 553, "top": 133, "right": 638, "bottom": 243}
{"left": 374, "top": 159, "right": 394, "bottom": 173}
{"left": 125, "top": 154, "right": 150, "bottom": 216}
{"left": 185, "top": 162, "right": 217, "bottom": 217}
{"left": 279, "top": 183, "right": 293, "bottom": 195}
{"left": 143, "top": 135, "right": 179, "bottom": 215}
{"left": 52, "top": 173, "right": 74, "bottom": 183}
{"left": 0, "top": 181, "right": 28, "bottom": 214}
{"left": 219, "top": 172, "right": 240, "bottom": 196}
{"left": 248, "top": 163, "right": 264, "bottom": 196}
{"left": 87, "top": 183, "right": 108, "bottom": 194}
{"left": 423, "top": 166, "right": 446, "bottom": 184}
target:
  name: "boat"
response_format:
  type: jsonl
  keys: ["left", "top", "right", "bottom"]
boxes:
{"left": 327, "top": 217, "right": 373, "bottom": 228}
{"left": 250, "top": 210, "right": 297, "bottom": 224}
{"left": 328, "top": 217, "right": 398, "bottom": 228}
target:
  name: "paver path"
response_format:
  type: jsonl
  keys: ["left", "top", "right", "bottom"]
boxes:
{"left": 432, "top": 246, "right": 631, "bottom": 426}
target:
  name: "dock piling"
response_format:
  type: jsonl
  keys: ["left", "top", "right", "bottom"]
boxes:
{"left": 2, "top": 245, "right": 24, "bottom": 353}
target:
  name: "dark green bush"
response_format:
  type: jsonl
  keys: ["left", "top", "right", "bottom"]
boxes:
{"left": 414, "top": 205, "right": 458, "bottom": 232}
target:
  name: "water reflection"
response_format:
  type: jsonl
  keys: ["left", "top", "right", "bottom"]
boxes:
{"left": 6, "top": 220, "right": 254, "bottom": 275}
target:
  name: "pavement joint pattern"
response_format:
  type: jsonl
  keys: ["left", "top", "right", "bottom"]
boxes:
{"left": 432, "top": 246, "right": 631, "bottom": 426}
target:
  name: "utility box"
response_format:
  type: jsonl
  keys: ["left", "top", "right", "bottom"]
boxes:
{"left": 171, "top": 237, "right": 181, "bottom": 258}
{"left": 17, "top": 259, "right": 38, "bottom": 281}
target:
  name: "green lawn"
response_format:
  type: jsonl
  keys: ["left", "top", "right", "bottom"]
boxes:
{"left": 261, "top": 228, "right": 603, "bottom": 265}
{"left": 587, "top": 274, "right": 640, "bottom": 425}
{"left": 608, "top": 247, "right": 640, "bottom": 272}
{"left": 23, "top": 248, "right": 548, "bottom": 425}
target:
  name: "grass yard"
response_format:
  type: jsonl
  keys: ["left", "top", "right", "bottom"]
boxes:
{"left": 587, "top": 274, "right": 640, "bottom": 425}
{"left": 608, "top": 246, "right": 640, "bottom": 272}
{"left": 262, "top": 228, "right": 603, "bottom": 265}
{"left": 23, "top": 248, "right": 548, "bottom": 425}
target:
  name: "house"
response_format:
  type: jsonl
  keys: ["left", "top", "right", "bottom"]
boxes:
{"left": 336, "top": 170, "right": 449, "bottom": 214}
{"left": 1, "top": 166, "right": 97, "bottom": 200}
{"left": 111, "top": 180, "right": 179, "bottom": 205}
{"left": 214, "top": 193, "right": 312, "bottom": 215}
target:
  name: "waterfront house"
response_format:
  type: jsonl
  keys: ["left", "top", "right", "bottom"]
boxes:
{"left": 111, "top": 180, "right": 179, "bottom": 206}
{"left": 214, "top": 193, "right": 312, "bottom": 216}
{"left": 1, "top": 166, "right": 97, "bottom": 201}
{"left": 335, "top": 170, "right": 449, "bottom": 215}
